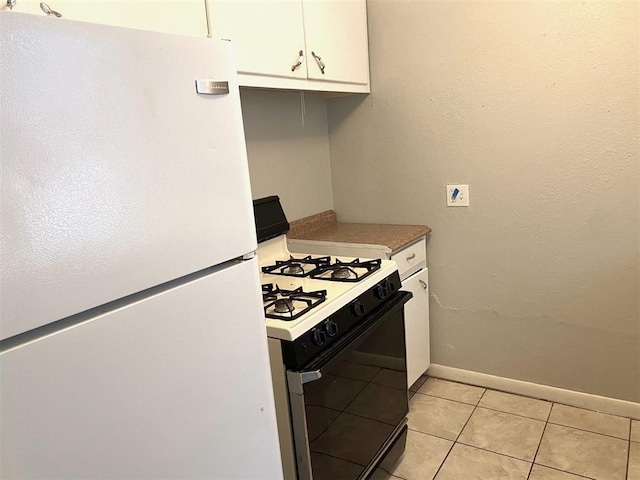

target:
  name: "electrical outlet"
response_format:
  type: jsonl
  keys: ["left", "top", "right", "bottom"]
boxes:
{"left": 447, "top": 184, "right": 469, "bottom": 207}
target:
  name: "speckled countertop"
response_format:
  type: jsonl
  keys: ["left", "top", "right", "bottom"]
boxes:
{"left": 288, "top": 210, "right": 432, "bottom": 253}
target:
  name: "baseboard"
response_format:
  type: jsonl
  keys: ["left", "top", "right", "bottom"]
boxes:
{"left": 427, "top": 364, "right": 640, "bottom": 420}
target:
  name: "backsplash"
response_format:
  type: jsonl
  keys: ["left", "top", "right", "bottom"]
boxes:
{"left": 240, "top": 89, "right": 334, "bottom": 222}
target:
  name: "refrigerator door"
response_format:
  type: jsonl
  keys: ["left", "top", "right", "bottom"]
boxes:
{"left": 0, "top": 258, "right": 283, "bottom": 479}
{"left": 1, "top": 13, "right": 257, "bottom": 339}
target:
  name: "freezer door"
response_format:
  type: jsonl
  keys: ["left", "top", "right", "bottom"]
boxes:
{"left": 0, "top": 258, "right": 283, "bottom": 479}
{"left": 1, "top": 13, "right": 257, "bottom": 339}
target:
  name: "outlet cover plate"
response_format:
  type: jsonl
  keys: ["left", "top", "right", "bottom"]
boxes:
{"left": 447, "top": 184, "right": 469, "bottom": 207}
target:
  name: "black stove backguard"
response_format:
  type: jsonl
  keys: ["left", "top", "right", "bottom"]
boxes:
{"left": 253, "top": 196, "right": 289, "bottom": 243}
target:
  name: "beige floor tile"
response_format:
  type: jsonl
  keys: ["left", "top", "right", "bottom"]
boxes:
{"left": 410, "top": 374, "right": 429, "bottom": 392}
{"left": 408, "top": 393, "right": 475, "bottom": 440}
{"left": 388, "top": 430, "right": 452, "bottom": 480}
{"left": 478, "top": 390, "right": 551, "bottom": 421}
{"left": 434, "top": 443, "right": 530, "bottom": 480}
{"left": 535, "top": 423, "right": 628, "bottom": 480}
{"left": 548, "top": 404, "right": 630, "bottom": 439}
{"left": 629, "top": 442, "right": 640, "bottom": 480}
{"left": 418, "top": 378, "right": 485, "bottom": 405}
{"left": 529, "top": 464, "right": 589, "bottom": 479}
{"left": 632, "top": 419, "right": 640, "bottom": 443}
{"left": 457, "top": 407, "right": 545, "bottom": 461}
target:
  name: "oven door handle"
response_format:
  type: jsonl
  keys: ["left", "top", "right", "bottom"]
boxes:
{"left": 287, "top": 369, "right": 322, "bottom": 395}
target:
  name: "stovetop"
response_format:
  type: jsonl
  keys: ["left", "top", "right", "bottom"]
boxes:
{"left": 257, "top": 236, "right": 399, "bottom": 341}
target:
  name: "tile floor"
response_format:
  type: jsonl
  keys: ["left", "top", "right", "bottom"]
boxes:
{"left": 374, "top": 376, "right": 640, "bottom": 480}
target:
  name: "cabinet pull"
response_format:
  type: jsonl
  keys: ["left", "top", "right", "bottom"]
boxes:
{"left": 6, "top": 0, "right": 16, "bottom": 10}
{"left": 40, "top": 2, "right": 62, "bottom": 17}
{"left": 311, "top": 51, "right": 325, "bottom": 74}
{"left": 406, "top": 253, "right": 416, "bottom": 261}
{"left": 291, "top": 50, "right": 304, "bottom": 72}
{"left": 419, "top": 279, "right": 428, "bottom": 290}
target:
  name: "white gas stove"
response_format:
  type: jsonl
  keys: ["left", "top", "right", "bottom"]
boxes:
{"left": 253, "top": 196, "right": 411, "bottom": 480}
{"left": 257, "top": 235, "right": 399, "bottom": 342}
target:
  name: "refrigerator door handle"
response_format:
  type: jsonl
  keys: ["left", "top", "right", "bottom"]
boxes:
{"left": 195, "top": 79, "right": 229, "bottom": 95}
{"left": 286, "top": 369, "right": 322, "bottom": 395}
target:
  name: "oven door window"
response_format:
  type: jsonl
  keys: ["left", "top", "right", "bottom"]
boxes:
{"left": 289, "top": 293, "right": 409, "bottom": 480}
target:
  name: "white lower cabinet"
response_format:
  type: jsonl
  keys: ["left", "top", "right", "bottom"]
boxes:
{"left": 402, "top": 268, "right": 430, "bottom": 387}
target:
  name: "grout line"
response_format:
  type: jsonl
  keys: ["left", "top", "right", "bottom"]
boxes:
{"left": 453, "top": 440, "right": 535, "bottom": 465}
{"left": 413, "top": 390, "right": 550, "bottom": 423}
{"left": 427, "top": 374, "right": 638, "bottom": 420}
{"left": 429, "top": 438, "right": 455, "bottom": 480}
{"left": 532, "top": 464, "right": 597, "bottom": 479}
{"left": 626, "top": 420, "right": 632, "bottom": 480}
{"left": 473, "top": 405, "right": 549, "bottom": 423}
{"left": 430, "top": 387, "right": 488, "bottom": 480}
{"left": 526, "top": 403, "right": 550, "bottom": 480}
{"left": 545, "top": 420, "right": 631, "bottom": 442}
{"left": 406, "top": 426, "right": 456, "bottom": 443}
{"left": 411, "top": 390, "right": 484, "bottom": 407}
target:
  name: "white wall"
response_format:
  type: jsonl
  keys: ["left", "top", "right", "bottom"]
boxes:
{"left": 327, "top": 1, "right": 640, "bottom": 402}
{"left": 240, "top": 89, "right": 333, "bottom": 221}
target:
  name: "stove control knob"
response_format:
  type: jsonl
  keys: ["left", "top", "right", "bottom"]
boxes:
{"left": 311, "top": 327, "right": 327, "bottom": 346}
{"left": 324, "top": 319, "right": 339, "bottom": 337}
{"left": 351, "top": 301, "right": 366, "bottom": 318}
{"left": 374, "top": 284, "right": 387, "bottom": 299}
{"left": 385, "top": 279, "right": 397, "bottom": 294}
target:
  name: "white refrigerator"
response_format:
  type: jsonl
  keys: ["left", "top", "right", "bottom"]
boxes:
{"left": 0, "top": 12, "right": 283, "bottom": 479}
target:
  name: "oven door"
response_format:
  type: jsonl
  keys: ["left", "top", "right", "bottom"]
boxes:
{"left": 287, "top": 291, "right": 411, "bottom": 480}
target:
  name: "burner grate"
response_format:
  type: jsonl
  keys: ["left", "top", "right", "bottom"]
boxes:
{"left": 262, "top": 284, "right": 327, "bottom": 321}
{"left": 309, "top": 258, "right": 382, "bottom": 283}
{"left": 262, "top": 255, "right": 331, "bottom": 278}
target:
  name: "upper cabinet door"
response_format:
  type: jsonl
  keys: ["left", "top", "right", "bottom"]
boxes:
{"left": 20, "top": 0, "right": 208, "bottom": 36}
{"left": 302, "top": 0, "right": 369, "bottom": 85}
{"left": 209, "top": 0, "right": 307, "bottom": 80}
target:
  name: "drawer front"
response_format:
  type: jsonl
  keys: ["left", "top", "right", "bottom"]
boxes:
{"left": 391, "top": 238, "right": 426, "bottom": 280}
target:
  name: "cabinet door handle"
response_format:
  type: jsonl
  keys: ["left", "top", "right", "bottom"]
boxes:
{"left": 406, "top": 253, "right": 416, "bottom": 261}
{"left": 291, "top": 50, "right": 304, "bottom": 72}
{"left": 419, "top": 279, "right": 428, "bottom": 290}
{"left": 6, "top": 0, "right": 16, "bottom": 10}
{"left": 311, "top": 51, "right": 325, "bottom": 74}
{"left": 40, "top": 2, "right": 62, "bottom": 16}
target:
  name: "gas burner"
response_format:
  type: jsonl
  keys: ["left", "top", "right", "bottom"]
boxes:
{"left": 310, "top": 258, "right": 382, "bottom": 283}
{"left": 284, "top": 264, "right": 304, "bottom": 275}
{"left": 274, "top": 298, "right": 295, "bottom": 314}
{"left": 262, "top": 255, "right": 330, "bottom": 277}
{"left": 331, "top": 267, "right": 354, "bottom": 280}
{"left": 262, "top": 284, "right": 327, "bottom": 321}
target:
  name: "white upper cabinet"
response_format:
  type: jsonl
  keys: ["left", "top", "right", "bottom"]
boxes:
{"left": 302, "top": 0, "right": 368, "bottom": 85}
{"left": 208, "top": 0, "right": 307, "bottom": 80}
{"left": 6, "top": 0, "right": 208, "bottom": 36}
{"left": 208, "top": 0, "right": 370, "bottom": 93}
{"left": 1, "top": 0, "right": 37, "bottom": 14}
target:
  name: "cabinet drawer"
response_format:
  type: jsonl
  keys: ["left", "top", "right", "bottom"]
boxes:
{"left": 391, "top": 238, "right": 426, "bottom": 280}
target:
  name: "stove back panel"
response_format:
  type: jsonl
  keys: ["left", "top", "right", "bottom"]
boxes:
{"left": 253, "top": 196, "right": 289, "bottom": 243}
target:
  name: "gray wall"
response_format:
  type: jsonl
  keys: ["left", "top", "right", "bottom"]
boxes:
{"left": 327, "top": 1, "right": 640, "bottom": 402}
{"left": 240, "top": 89, "right": 333, "bottom": 221}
